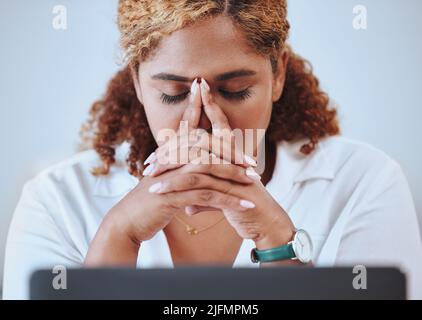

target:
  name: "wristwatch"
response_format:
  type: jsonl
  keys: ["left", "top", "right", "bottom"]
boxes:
{"left": 250, "top": 229, "right": 313, "bottom": 264}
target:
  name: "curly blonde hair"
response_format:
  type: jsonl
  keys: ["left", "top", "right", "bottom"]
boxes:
{"left": 80, "top": 0, "right": 340, "bottom": 177}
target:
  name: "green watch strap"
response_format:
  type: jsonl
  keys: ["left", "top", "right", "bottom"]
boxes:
{"left": 251, "top": 242, "right": 296, "bottom": 263}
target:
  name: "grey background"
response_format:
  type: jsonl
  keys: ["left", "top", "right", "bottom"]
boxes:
{"left": 1, "top": 0, "right": 421, "bottom": 292}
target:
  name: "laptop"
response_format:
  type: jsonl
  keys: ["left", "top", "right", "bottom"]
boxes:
{"left": 30, "top": 266, "right": 406, "bottom": 300}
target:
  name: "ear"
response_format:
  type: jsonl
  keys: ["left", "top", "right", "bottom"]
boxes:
{"left": 129, "top": 63, "right": 144, "bottom": 104}
{"left": 271, "top": 48, "right": 289, "bottom": 102}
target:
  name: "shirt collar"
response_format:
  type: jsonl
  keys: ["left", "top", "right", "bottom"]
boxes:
{"left": 279, "top": 137, "right": 340, "bottom": 183}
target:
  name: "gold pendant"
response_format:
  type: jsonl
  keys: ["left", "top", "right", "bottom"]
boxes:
{"left": 186, "top": 226, "right": 198, "bottom": 235}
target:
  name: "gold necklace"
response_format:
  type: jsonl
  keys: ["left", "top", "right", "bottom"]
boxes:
{"left": 174, "top": 213, "right": 226, "bottom": 235}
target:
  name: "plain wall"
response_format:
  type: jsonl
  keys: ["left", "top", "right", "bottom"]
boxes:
{"left": 1, "top": 0, "right": 421, "bottom": 291}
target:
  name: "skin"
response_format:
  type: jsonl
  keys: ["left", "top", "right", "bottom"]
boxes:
{"left": 85, "top": 16, "right": 307, "bottom": 267}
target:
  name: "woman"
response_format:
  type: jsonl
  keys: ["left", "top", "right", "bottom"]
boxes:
{"left": 3, "top": 0, "right": 422, "bottom": 299}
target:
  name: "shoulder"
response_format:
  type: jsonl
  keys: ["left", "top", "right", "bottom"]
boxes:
{"left": 320, "top": 135, "right": 398, "bottom": 164}
{"left": 309, "top": 136, "right": 410, "bottom": 206}
{"left": 318, "top": 135, "right": 401, "bottom": 180}
{"left": 278, "top": 135, "right": 404, "bottom": 188}
{"left": 24, "top": 148, "right": 101, "bottom": 194}
{"left": 23, "top": 142, "right": 132, "bottom": 201}
{"left": 8, "top": 144, "right": 134, "bottom": 250}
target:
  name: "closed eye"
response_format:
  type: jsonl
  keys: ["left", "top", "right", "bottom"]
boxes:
{"left": 160, "top": 88, "right": 252, "bottom": 105}
{"left": 160, "top": 92, "right": 187, "bottom": 105}
{"left": 220, "top": 88, "right": 252, "bottom": 101}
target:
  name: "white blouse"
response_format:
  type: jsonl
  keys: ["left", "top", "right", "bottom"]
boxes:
{"left": 3, "top": 136, "right": 422, "bottom": 299}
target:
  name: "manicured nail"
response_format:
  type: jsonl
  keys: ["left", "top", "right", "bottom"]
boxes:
{"left": 200, "top": 78, "right": 210, "bottom": 92}
{"left": 142, "top": 163, "right": 155, "bottom": 176}
{"left": 144, "top": 152, "right": 156, "bottom": 165}
{"left": 185, "top": 206, "right": 197, "bottom": 215}
{"left": 148, "top": 182, "right": 163, "bottom": 193}
{"left": 189, "top": 78, "right": 198, "bottom": 103}
{"left": 244, "top": 154, "right": 257, "bottom": 167}
{"left": 240, "top": 199, "right": 256, "bottom": 209}
{"left": 246, "top": 167, "right": 261, "bottom": 181}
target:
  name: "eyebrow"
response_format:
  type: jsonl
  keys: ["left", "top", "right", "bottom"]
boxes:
{"left": 151, "top": 69, "right": 257, "bottom": 82}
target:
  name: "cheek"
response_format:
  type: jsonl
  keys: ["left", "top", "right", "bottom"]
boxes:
{"left": 143, "top": 103, "right": 185, "bottom": 145}
{"left": 221, "top": 93, "right": 272, "bottom": 155}
{"left": 223, "top": 96, "right": 272, "bottom": 131}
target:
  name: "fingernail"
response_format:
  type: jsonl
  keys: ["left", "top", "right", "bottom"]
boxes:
{"left": 148, "top": 182, "right": 163, "bottom": 193}
{"left": 240, "top": 199, "right": 256, "bottom": 209}
{"left": 246, "top": 167, "right": 261, "bottom": 181}
{"left": 244, "top": 155, "right": 257, "bottom": 167}
{"left": 142, "top": 163, "right": 155, "bottom": 176}
{"left": 185, "top": 206, "right": 197, "bottom": 215}
{"left": 200, "top": 78, "right": 210, "bottom": 92}
{"left": 189, "top": 79, "right": 198, "bottom": 103}
{"left": 191, "top": 78, "right": 198, "bottom": 94}
{"left": 144, "top": 152, "right": 156, "bottom": 165}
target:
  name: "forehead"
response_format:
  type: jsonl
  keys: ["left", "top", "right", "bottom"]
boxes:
{"left": 140, "top": 15, "right": 267, "bottom": 77}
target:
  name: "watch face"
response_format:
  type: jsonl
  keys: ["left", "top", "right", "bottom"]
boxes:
{"left": 293, "top": 229, "right": 313, "bottom": 263}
